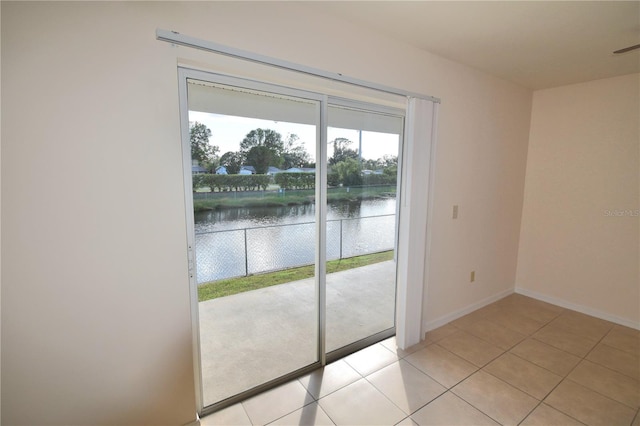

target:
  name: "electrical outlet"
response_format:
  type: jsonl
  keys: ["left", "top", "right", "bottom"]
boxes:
{"left": 453, "top": 205, "right": 459, "bottom": 219}
{"left": 470, "top": 271, "right": 475, "bottom": 282}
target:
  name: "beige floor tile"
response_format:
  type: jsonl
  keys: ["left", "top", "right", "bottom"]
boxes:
{"left": 395, "top": 417, "right": 419, "bottom": 426}
{"left": 460, "top": 318, "right": 527, "bottom": 350}
{"left": 514, "top": 304, "right": 563, "bottom": 324}
{"left": 318, "top": 379, "right": 406, "bottom": 425}
{"left": 510, "top": 338, "right": 581, "bottom": 376}
{"left": 484, "top": 353, "right": 562, "bottom": 400}
{"left": 568, "top": 360, "right": 640, "bottom": 409}
{"left": 520, "top": 403, "right": 585, "bottom": 426}
{"left": 483, "top": 307, "right": 546, "bottom": 336}
{"left": 344, "top": 343, "right": 398, "bottom": 376}
{"left": 410, "top": 392, "right": 499, "bottom": 426}
{"left": 475, "top": 303, "right": 507, "bottom": 316}
{"left": 533, "top": 324, "right": 599, "bottom": 357}
{"left": 450, "top": 309, "right": 493, "bottom": 329}
{"left": 452, "top": 371, "right": 539, "bottom": 425}
{"left": 404, "top": 344, "right": 477, "bottom": 388}
{"left": 366, "top": 359, "right": 446, "bottom": 415}
{"left": 548, "top": 310, "right": 614, "bottom": 341}
{"left": 200, "top": 403, "right": 252, "bottom": 426}
{"left": 437, "top": 330, "right": 504, "bottom": 367}
{"left": 587, "top": 343, "right": 640, "bottom": 381}
{"left": 381, "top": 336, "right": 431, "bottom": 358}
{"left": 545, "top": 380, "right": 636, "bottom": 426}
{"left": 424, "top": 323, "right": 459, "bottom": 343}
{"left": 602, "top": 326, "right": 640, "bottom": 355}
{"left": 268, "top": 403, "right": 335, "bottom": 426}
{"left": 495, "top": 295, "right": 564, "bottom": 323}
{"left": 242, "top": 380, "right": 314, "bottom": 425}
{"left": 497, "top": 294, "right": 564, "bottom": 313}
{"left": 298, "top": 359, "right": 361, "bottom": 400}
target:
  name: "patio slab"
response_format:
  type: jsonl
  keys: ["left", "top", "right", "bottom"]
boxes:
{"left": 198, "top": 260, "right": 396, "bottom": 406}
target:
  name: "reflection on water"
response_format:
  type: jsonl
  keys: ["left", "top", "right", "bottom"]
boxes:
{"left": 194, "top": 198, "right": 396, "bottom": 233}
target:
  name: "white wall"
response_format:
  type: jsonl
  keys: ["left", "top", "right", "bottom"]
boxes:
{"left": 0, "top": 2, "right": 3, "bottom": 421}
{"left": 1, "top": 2, "right": 532, "bottom": 424}
{"left": 516, "top": 74, "right": 640, "bottom": 327}
{"left": 1, "top": 3, "right": 197, "bottom": 424}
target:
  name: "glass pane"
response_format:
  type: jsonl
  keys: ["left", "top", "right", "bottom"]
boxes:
{"left": 188, "top": 80, "right": 320, "bottom": 407}
{"left": 325, "top": 105, "right": 403, "bottom": 352}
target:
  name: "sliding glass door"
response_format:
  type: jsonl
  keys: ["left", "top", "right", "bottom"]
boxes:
{"left": 179, "top": 69, "right": 405, "bottom": 413}
{"left": 182, "top": 72, "right": 323, "bottom": 408}
{"left": 325, "top": 102, "right": 404, "bottom": 355}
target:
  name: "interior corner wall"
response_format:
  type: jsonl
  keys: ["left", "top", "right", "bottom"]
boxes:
{"left": 516, "top": 73, "right": 640, "bottom": 327}
{"left": 1, "top": 2, "right": 532, "bottom": 424}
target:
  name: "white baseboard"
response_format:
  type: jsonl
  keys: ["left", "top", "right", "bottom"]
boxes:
{"left": 422, "top": 288, "right": 514, "bottom": 333}
{"left": 515, "top": 287, "right": 640, "bottom": 330}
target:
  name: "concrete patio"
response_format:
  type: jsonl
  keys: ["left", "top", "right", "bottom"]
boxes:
{"left": 198, "top": 260, "right": 396, "bottom": 406}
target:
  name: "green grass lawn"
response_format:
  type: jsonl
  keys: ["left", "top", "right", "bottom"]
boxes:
{"left": 197, "top": 250, "right": 394, "bottom": 302}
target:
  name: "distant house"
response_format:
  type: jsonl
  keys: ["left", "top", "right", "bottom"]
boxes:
{"left": 361, "top": 169, "right": 384, "bottom": 176}
{"left": 285, "top": 167, "right": 316, "bottom": 173}
{"left": 215, "top": 165, "right": 257, "bottom": 175}
{"left": 192, "top": 165, "right": 207, "bottom": 174}
{"left": 239, "top": 165, "right": 255, "bottom": 175}
{"left": 267, "top": 166, "right": 282, "bottom": 175}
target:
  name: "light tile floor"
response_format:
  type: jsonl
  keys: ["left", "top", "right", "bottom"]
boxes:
{"left": 200, "top": 294, "right": 640, "bottom": 426}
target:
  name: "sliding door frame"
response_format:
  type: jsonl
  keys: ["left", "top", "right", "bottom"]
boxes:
{"left": 324, "top": 97, "right": 405, "bottom": 363}
{"left": 179, "top": 68, "right": 328, "bottom": 415}
{"left": 179, "top": 67, "right": 407, "bottom": 416}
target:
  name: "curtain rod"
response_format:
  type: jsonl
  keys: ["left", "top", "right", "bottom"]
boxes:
{"left": 156, "top": 29, "right": 441, "bottom": 104}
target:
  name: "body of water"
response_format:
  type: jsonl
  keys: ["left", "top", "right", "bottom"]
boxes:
{"left": 194, "top": 198, "right": 397, "bottom": 283}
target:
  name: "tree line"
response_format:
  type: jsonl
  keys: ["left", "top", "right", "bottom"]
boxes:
{"left": 191, "top": 123, "right": 312, "bottom": 174}
{"left": 190, "top": 122, "right": 397, "bottom": 188}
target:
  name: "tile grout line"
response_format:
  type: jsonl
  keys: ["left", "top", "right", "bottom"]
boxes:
{"left": 534, "top": 325, "right": 632, "bottom": 424}
{"left": 219, "top": 297, "right": 635, "bottom": 426}
{"left": 402, "top": 342, "right": 482, "bottom": 389}
{"left": 440, "top": 301, "right": 576, "bottom": 425}
{"left": 363, "top": 372, "right": 426, "bottom": 422}
{"left": 586, "top": 341, "right": 640, "bottom": 380}
{"left": 445, "top": 388, "right": 505, "bottom": 426}
{"left": 632, "top": 407, "right": 640, "bottom": 426}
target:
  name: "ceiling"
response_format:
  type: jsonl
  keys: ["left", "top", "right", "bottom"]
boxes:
{"left": 310, "top": 1, "right": 640, "bottom": 90}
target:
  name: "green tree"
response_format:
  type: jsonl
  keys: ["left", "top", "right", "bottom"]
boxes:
{"left": 190, "top": 122, "right": 219, "bottom": 166}
{"left": 329, "top": 137, "right": 359, "bottom": 166}
{"left": 383, "top": 164, "right": 398, "bottom": 180}
{"left": 333, "top": 157, "right": 363, "bottom": 187}
{"left": 245, "top": 145, "right": 280, "bottom": 174}
{"left": 219, "top": 151, "right": 243, "bottom": 174}
{"left": 282, "top": 133, "right": 312, "bottom": 169}
{"left": 381, "top": 154, "right": 397, "bottom": 167}
{"left": 381, "top": 155, "right": 398, "bottom": 180}
{"left": 240, "top": 128, "right": 285, "bottom": 155}
{"left": 363, "top": 158, "right": 382, "bottom": 171}
{"left": 239, "top": 128, "right": 287, "bottom": 173}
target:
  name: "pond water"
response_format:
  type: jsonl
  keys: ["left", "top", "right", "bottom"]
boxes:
{"left": 194, "top": 198, "right": 397, "bottom": 233}
{"left": 194, "top": 198, "right": 397, "bottom": 283}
